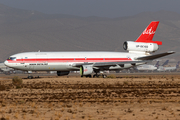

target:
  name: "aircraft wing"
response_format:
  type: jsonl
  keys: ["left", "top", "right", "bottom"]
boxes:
{"left": 136, "top": 51, "right": 175, "bottom": 60}
{"left": 73, "top": 61, "right": 148, "bottom": 67}
{"left": 73, "top": 51, "right": 175, "bottom": 68}
{"left": 93, "top": 61, "right": 149, "bottom": 67}
{"left": 73, "top": 62, "right": 94, "bottom": 67}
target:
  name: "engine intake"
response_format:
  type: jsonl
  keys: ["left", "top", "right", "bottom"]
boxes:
{"left": 80, "top": 65, "right": 93, "bottom": 76}
{"left": 123, "top": 41, "right": 158, "bottom": 52}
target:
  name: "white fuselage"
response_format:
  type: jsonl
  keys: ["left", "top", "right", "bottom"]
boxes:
{"left": 3, "top": 21, "right": 175, "bottom": 76}
{"left": 136, "top": 64, "right": 157, "bottom": 71}
{"left": 4, "top": 51, "right": 145, "bottom": 71}
{"left": 157, "top": 66, "right": 176, "bottom": 72}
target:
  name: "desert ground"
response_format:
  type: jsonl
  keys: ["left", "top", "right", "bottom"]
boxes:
{"left": 0, "top": 73, "right": 180, "bottom": 120}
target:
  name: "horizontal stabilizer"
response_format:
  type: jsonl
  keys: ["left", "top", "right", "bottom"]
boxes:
{"left": 136, "top": 51, "right": 175, "bottom": 60}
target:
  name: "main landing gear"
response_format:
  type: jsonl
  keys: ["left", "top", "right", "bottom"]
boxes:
{"left": 92, "top": 70, "right": 107, "bottom": 78}
{"left": 27, "top": 71, "right": 39, "bottom": 79}
{"left": 93, "top": 73, "right": 107, "bottom": 78}
{"left": 27, "top": 71, "right": 33, "bottom": 79}
{"left": 27, "top": 75, "right": 40, "bottom": 79}
{"left": 27, "top": 75, "right": 33, "bottom": 79}
{"left": 81, "top": 75, "right": 92, "bottom": 78}
{"left": 81, "top": 74, "right": 107, "bottom": 78}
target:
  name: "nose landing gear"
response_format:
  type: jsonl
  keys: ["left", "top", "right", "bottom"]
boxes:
{"left": 27, "top": 71, "right": 33, "bottom": 79}
{"left": 27, "top": 75, "right": 33, "bottom": 79}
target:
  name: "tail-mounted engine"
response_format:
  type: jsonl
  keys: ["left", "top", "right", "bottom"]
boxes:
{"left": 123, "top": 41, "right": 159, "bottom": 53}
{"left": 80, "top": 65, "right": 93, "bottom": 76}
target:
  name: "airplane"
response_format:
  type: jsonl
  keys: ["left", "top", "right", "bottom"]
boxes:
{"left": 157, "top": 61, "right": 179, "bottom": 72}
{"left": 135, "top": 60, "right": 168, "bottom": 72}
{"left": 154, "top": 60, "right": 168, "bottom": 71}
{"left": 0, "top": 63, "right": 14, "bottom": 74}
{"left": 4, "top": 21, "right": 175, "bottom": 78}
{"left": 135, "top": 61, "right": 159, "bottom": 72}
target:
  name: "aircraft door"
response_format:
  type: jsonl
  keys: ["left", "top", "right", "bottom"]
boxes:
{"left": 20, "top": 57, "right": 28, "bottom": 70}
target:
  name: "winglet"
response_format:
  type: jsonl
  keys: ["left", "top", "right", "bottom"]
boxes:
{"left": 135, "top": 21, "right": 162, "bottom": 45}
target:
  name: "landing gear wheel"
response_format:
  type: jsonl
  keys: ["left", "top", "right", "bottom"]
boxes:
{"left": 93, "top": 74, "right": 96, "bottom": 78}
{"left": 93, "top": 74, "right": 99, "bottom": 78}
{"left": 27, "top": 76, "right": 33, "bottom": 79}
{"left": 86, "top": 75, "right": 92, "bottom": 78}
{"left": 102, "top": 74, "right": 107, "bottom": 78}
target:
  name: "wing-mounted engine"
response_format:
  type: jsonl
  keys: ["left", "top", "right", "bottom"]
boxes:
{"left": 80, "top": 65, "right": 93, "bottom": 76}
{"left": 123, "top": 41, "right": 159, "bottom": 53}
{"left": 57, "top": 71, "right": 70, "bottom": 76}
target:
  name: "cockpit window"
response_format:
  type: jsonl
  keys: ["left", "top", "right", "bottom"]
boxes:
{"left": 7, "top": 57, "right": 16, "bottom": 60}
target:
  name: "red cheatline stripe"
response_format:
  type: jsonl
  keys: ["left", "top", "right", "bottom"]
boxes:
{"left": 8, "top": 58, "right": 132, "bottom": 63}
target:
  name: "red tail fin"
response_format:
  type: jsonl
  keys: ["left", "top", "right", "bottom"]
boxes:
{"left": 135, "top": 21, "right": 162, "bottom": 45}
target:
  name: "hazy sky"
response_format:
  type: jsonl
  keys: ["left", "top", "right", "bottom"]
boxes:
{"left": 0, "top": 0, "right": 180, "bottom": 18}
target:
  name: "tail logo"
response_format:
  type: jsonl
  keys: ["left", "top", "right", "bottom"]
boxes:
{"left": 142, "top": 27, "right": 155, "bottom": 35}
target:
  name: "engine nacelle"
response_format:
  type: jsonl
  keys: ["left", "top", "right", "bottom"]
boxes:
{"left": 80, "top": 65, "right": 93, "bottom": 76}
{"left": 123, "top": 41, "right": 159, "bottom": 52}
{"left": 57, "top": 71, "right": 70, "bottom": 76}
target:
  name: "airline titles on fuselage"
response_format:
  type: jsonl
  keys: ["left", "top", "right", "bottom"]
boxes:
{"left": 29, "top": 63, "right": 48, "bottom": 66}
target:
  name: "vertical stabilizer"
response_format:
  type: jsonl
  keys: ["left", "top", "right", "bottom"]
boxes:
{"left": 135, "top": 21, "right": 162, "bottom": 45}
{"left": 155, "top": 61, "right": 160, "bottom": 67}
{"left": 162, "top": 60, "right": 169, "bottom": 66}
{"left": 176, "top": 61, "right": 180, "bottom": 69}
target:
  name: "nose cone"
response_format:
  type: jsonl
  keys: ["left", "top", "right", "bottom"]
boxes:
{"left": 4, "top": 60, "right": 9, "bottom": 67}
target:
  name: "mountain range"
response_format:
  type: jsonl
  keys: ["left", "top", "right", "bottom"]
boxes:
{"left": 0, "top": 4, "right": 180, "bottom": 62}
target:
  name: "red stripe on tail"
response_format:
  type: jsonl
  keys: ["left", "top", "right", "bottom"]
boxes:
{"left": 135, "top": 21, "right": 162, "bottom": 45}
